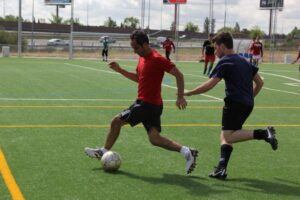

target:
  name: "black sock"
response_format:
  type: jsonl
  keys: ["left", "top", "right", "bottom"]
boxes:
{"left": 203, "top": 67, "right": 207, "bottom": 74}
{"left": 207, "top": 66, "right": 213, "bottom": 74}
{"left": 253, "top": 129, "right": 268, "bottom": 140}
{"left": 218, "top": 144, "right": 233, "bottom": 169}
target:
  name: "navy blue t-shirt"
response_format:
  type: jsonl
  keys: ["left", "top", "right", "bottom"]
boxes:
{"left": 209, "top": 54, "right": 259, "bottom": 106}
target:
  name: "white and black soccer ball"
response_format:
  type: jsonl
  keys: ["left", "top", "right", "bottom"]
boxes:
{"left": 101, "top": 151, "right": 121, "bottom": 172}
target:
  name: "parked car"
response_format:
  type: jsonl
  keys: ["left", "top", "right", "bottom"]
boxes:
{"left": 47, "top": 39, "right": 68, "bottom": 46}
{"left": 99, "top": 36, "right": 116, "bottom": 44}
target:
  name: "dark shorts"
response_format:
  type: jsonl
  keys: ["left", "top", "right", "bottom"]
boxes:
{"left": 119, "top": 100, "right": 163, "bottom": 133}
{"left": 222, "top": 98, "right": 253, "bottom": 131}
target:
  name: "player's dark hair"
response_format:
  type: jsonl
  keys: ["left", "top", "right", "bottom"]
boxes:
{"left": 212, "top": 32, "right": 233, "bottom": 49}
{"left": 130, "top": 30, "right": 149, "bottom": 46}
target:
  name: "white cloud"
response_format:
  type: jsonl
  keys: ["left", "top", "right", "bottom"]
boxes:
{"left": 1, "top": 0, "right": 299, "bottom": 34}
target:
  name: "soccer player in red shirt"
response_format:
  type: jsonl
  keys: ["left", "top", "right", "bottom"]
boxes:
{"left": 291, "top": 42, "right": 300, "bottom": 72}
{"left": 162, "top": 37, "right": 176, "bottom": 61}
{"left": 85, "top": 30, "right": 198, "bottom": 174}
{"left": 250, "top": 36, "right": 263, "bottom": 67}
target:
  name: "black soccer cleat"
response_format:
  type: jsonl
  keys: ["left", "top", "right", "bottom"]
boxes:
{"left": 264, "top": 127, "right": 278, "bottom": 151}
{"left": 186, "top": 148, "right": 199, "bottom": 174}
{"left": 209, "top": 166, "right": 227, "bottom": 180}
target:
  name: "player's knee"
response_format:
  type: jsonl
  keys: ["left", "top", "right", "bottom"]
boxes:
{"left": 110, "top": 116, "right": 123, "bottom": 128}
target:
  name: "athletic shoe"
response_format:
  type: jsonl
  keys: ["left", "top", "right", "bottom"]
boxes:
{"left": 265, "top": 127, "right": 278, "bottom": 150}
{"left": 208, "top": 166, "right": 227, "bottom": 180}
{"left": 84, "top": 147, "right": 104, "bottom": 159}
{"left": 186, "top": 148, "right": 199, "bottom": 174}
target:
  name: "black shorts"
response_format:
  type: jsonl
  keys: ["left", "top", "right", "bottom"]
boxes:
{"left": 119, "top": 100, "right": 163, "bottom": 132}
{"left": 222, "top": 98, "right": 253, "bottom": 131}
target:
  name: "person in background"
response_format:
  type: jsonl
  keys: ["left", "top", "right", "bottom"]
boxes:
{"left": 248, "top": 37, "right": 256, "bottom": 65}
{"left": 250, "top": 36, "right": 263, "bottom": 67}
{"left": 102, "top": 37, "right": 109, "bottom": 62}
{"left": 202, "top": 33, "right": 216, "bottom": 76}
{"left": 162, "top": 37, "right": 176, "bottom": 61}
{"left": 291, "top": 41, "right": 300, "bottom": 72}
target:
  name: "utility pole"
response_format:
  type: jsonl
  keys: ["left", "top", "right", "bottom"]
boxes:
{"left": 18, "top": 0, "right": 22, "bottom": 57}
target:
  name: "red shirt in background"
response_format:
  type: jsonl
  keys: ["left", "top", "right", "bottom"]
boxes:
{"left": 162, "top": 39, "right": 175, "bottom": 52}
{"left": 136, "top": 49, "right": 175, "bottom": 105}
{"left": 250, "top": 41, "right": 263, "bottom": 56}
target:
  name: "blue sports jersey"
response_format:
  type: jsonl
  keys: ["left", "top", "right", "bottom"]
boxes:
{"left": 209, "top": 54, "right": 259, "bottom": 106}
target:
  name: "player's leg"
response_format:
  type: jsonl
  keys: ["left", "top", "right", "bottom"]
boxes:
{"left": 207, "top": 57, "right": 215, "bottom": 75}
{"left": 147, "top": 128, "right": 198, "bottom": 174}
{"left": 166, "top": 51, "right": 171, "bottom": 61}
{"left": 85, "top": 101, "right": 143, "bottom": 159}
{"left": 143, "top": 102, "right": 198, "bottom": 174}
{"left": 102, "top": 49, "right": 105, "bottom": 61}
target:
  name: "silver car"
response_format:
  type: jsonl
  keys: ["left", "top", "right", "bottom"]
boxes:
{"left": 47, "top": 39, "right": 68, "bottom": 46}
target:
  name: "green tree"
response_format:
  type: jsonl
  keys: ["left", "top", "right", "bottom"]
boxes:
{"left": 49, "top": 14, "right": 63, "bottom": 24}
{"left": 104, "top": 17, "right": 117, "bottom": 28}
{"left": 234, "top": 22, "right": 240, "bottom": 33}
{"left": 217, "top": 26, "right": 234, "bottom": 33}
{"left": 286, "top": 27, "right": 300, "bottom": 42}
{"left": 203, "top": 17, "right": 210, "bottom": 34}
{"left": 123, "top": 17, "right": 139, "bottom": 29}
{"left": 63, "top": 18, "right": 82, "bottom": 25}
{"left": 184, "top": 22, "right": 199, "bottom": 32}
{"left": 249, "top": 26, "right": 265, "bottom": 39}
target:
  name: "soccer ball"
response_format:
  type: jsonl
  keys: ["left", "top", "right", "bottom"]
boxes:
{"left": 100, "top": 151, "right": 121, "bottom": 172}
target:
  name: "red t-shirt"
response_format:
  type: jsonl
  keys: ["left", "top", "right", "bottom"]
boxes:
{"left": 250, "top": 41, "right": 263, "bottom": 55}
{"left": 136, "top": 49, "right": 175, "bottom": 105}
{"left": 162, "top": 40, "right": 175, "bottom": 52}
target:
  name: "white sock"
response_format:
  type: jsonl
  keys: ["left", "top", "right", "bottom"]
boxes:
{"left": 100, "top": 147, "right": 108, "bottom": 154}
{"left": 180, "top": 146, "right": 190, "bottom": 158}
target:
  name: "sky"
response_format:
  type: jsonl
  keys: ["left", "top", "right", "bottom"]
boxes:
{"left": 1, "top": 0, "right": 299, "bottom": 34}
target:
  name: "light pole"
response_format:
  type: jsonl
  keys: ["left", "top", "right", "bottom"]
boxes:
{"left": 18, "top": 0, "right": 22, "bottom": 57}
{"left": 31, "top": 0, "right": 35, "bottom": 48}
{"left": 224, "top": 0, "right": 227, "bottom": 29}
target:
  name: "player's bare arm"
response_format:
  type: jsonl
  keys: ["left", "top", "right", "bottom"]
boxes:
{"left": 184, "top": 77, "right": 221, "bottom": 96}
{"left": 109, "top": 62, "right": 138, "bottom": 82}
{"left": 168, "top": 66, "right": 187, "bottom": 110}
{"left": 253, "top": 73, "right": 264, "bottom": 97}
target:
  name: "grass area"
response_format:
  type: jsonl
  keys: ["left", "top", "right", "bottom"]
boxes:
{"left": 0, "top": 57, "right": 300, "bottom": 200}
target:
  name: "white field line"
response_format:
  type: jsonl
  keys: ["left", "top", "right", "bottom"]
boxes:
{"left": 263, "top": 87, "right": 300, "bottom": 96}
{"left": 0, "top": 98, "right": 221, "bottom": 102}
{"left": 285, "top": 83, "right": 300, "bottom": 87}
{"left": 64, "top": 63, "right": 118, "bottom": 75}
{"left": 162, "top": 84, "right": 223, "bottom": 101}
{"left": 259, "top": 72, "right": 300, "bottom": 96}
{"left": 260, "top": 72, "right": 300, "bottom": 83}
{"left": 65, "top": 62, "right": 223, "bottom": 102}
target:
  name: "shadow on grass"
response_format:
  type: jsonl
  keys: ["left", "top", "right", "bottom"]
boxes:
{"left": 226, "top": 177, "right": 300, "bottom": 197}
{"left": 116, "top": 171, "right": 229, "bottom": 196}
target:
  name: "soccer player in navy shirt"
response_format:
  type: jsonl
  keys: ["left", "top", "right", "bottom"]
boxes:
{"left": 85, "top": 30, "right": 198, "bottom": 174}
{"left": 184, "top": 32, "right": 278, "bottom": 179}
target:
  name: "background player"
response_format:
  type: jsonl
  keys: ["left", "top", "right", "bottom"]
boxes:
{"left": 250, "top": 36, "right": 263, "bottom": 67}
{"left": 162, "top": 37, "right": 176, "bottom": 61}
{"left": 202, "top": 33, "right": 216, "bottom": 75}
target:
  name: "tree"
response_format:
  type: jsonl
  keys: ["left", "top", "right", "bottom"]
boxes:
{"left": 217, "top": 26, "right": 234, "bottom": 33}
{"left": 234, "top": 22, "right": 240, "bottom": 33}
{"left": 63, "top": 18, "right": 82, "bottom": 25}
{"left": 123, "top": 17, "right": 139, "bottom": 29}
{"left": 184, "top": 22, "right": 199, "bottom": 32}
{"left": 104, "top": 17, "right": 117, "bottom": 28}
{"left": 286, "top": 27, "right": 300, "bottom": 42}
{"left": 49, "top": 14, "right": 63, "bottom": 24}
{"left": 203, "top": 17, "right": 210, "bottom": 34}
{"left": 249, "top": 26, "right": 265, "bottom": 39}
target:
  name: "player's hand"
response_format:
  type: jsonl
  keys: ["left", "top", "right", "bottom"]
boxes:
{"left": 109, "top": 62, "right": 121, "bottom": 72}
{"left": 176, "top": 97, "right": 187, "bottom": 110}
